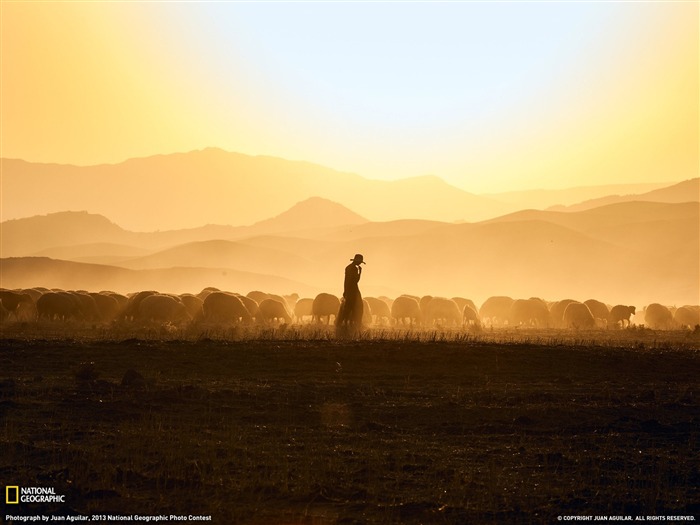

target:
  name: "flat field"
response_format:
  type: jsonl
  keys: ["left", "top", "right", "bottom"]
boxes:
{"left": 1, "top": 327, "right": 699, "bottom": 524}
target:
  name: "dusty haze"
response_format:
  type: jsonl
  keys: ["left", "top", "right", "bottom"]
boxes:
{"left": 2, "top": 167, "right": 698, "bottom": 307}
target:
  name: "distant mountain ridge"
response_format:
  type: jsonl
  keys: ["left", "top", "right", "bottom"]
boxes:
{"left": 0, "top": 148, "right": 509, "bottom": 230}
{"left": 1, "top": 198, "right": 697, "bottom": 305}
{"left": 249, "top": 196, "right": 368, "bottom": 235}
{"left": 0, "top": 257, "right": 315, "bottom": 296}
{"left": 546, "top": 178, "right": 699, "bottom": 212}
{"left": 0, "top": 197, "right": 365, "bottom": 257}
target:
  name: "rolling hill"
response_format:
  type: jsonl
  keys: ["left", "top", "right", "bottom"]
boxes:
{"left": 0, "top": 257, "right": 315, "bottom": 296}
{"left": 2, "top": 199, "right": 697, "bottom": 305}
{"left": 546, "top": 178, "right": 699, "bottom": 212}
{"left": 0, "top": 148, "right": 510, "bottom": 230}
{"left": 0, "top": 197, "right": 367, "bottom": 257}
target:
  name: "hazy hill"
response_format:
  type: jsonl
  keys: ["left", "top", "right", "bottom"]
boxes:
{"left": 0, "top": 257, "right": 314, "bottom": 296}
{"left": 0, "top": 211, "right": 202, "bottom": 257}
{"left": 1, "top": 200, "right": 697, "bottom": 305}
{"left": 482, "top": 181, "right": 674, "bottom": 210}
{"left": 243, "top": 196, "right": 368, "bottom": 236}
{"left": 485, "top": 201, "right": 699, "bottom": 232}
{"left": 546, "top": 178, "right": 699, "bottom": 212}
{"left": 0, "top": 211, "right": 140, "bottom": 257}
{"left": 31, "top": 243, "right": 150, "bottom": 264}
{"left": 1, "top": 149, "right": 509, "bottom": 230}
{"left": 119, "top": 240, "right": 315, "bottom": 282}
{"left": 0, "top": 198, "right": 367, "bottom": 257}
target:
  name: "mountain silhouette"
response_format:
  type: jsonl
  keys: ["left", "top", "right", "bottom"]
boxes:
{"left": 547, "top": 178, "right": 699, "bottom": 212}
{"left": 245, "top": 196, "right": 368, "bottom": 235}
{"left": 0, "top": 197, "right": 366, "bottom": 257}
{"left": 2, "top": 198, "right": 696, "bottom": 305}
{"left": 0, "top": 257, "right": 314, "bottom": 296}
{"left": 0, "top": 149, "right": 509, "bottom": 230}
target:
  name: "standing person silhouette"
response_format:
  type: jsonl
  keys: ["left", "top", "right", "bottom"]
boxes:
{"left": 337, "top": 253, "right": 365, "bottom": 330}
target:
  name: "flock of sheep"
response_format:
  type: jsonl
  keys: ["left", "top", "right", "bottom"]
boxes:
{"left": 1, "top": 287, "right": 699, "bottom": 331}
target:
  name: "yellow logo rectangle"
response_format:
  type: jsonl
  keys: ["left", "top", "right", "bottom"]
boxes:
{"left": 6, "top": 485, "right": 19, "bottom": 504}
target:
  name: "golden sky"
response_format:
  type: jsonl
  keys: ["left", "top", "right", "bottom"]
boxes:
{"left": 1, "top": 2, "right": 697, "bottom": 193}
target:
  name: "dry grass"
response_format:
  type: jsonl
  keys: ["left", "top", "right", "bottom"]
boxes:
{"left": 1, "top": 324, "right": 699, "bottom": 523}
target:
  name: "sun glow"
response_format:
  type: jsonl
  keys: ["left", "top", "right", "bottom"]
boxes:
{"left": 1, "top": 2, "right": 697, "bottom": 193}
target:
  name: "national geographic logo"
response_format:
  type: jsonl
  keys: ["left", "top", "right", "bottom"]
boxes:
{"left": 5, "top": 486, "right": 66, "bottom": 503}
{"left": 6, "top": 486, "right": 19, "bottom": 504}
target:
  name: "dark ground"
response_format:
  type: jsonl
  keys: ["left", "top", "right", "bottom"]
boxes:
{"left": 1, "top": 335, "right": 699, "bottom": 524}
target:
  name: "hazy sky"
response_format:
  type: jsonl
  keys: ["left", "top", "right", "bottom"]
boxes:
{"left": 1, "top": 1, "right": 697, "bottom": 193}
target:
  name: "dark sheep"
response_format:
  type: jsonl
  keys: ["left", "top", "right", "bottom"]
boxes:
{"left": 258, "top": 298, "right": 293, "bottom": 324}
{"left": 123, "top": 291, "right": 159, "bottom": 321}
{"left": 0, "top": 290, "right": 35, "bottom": 321}
{"left": 365, "top": 297, "right": 392, "bottom": 325}
{"left": 137, "top": 294, "right": 190, "bottom": 324}
{"left": 293, "top": 298, "right": 314, "bottom": 323}
{"left": 674, "top": 305, "right": 700, "bottom": 328}
{"left": 202, "top": 292, "right": 253, "bottom": 324}
{"left": 179, "top": 294, "right": 205, "bottom": 322}
{"left": 312, "top": 293, "right": 341, "bottom": 325}
{"left": 36, "top": 292, "right": 82, "bottom": 321}
{"left": 422, "top": 297, "right": 462, "bottom": 326}
{"left": 509, "top": 298, "right": 551, "bottom": 327}
{"left": 479, "top": 296, "right": 514, "bottom": 326}
{"left": 391, "top": 295, "right": 422, "bottom": 326}
{"left": 549, "top": 299, "right": 579, "bottom": 329}
{"left": 610, "top": 305, "right": 636, "bottom": 328}
{"left": 89, "top": 293, "right": 121, "bottom": 323}
{"left": 644, "top": 303, "right": 673, "bottom": 330}
{"left": 563, "top": 302, "right": 596, "bottom": 329}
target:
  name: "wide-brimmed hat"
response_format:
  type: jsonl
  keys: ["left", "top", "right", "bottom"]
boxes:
{"left": 351, "top": 254, "right": 366, "bottom": 264}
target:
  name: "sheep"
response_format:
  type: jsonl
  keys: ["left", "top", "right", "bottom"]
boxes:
{"left": 609, "top": 305, "right": 636, "bottom": 328}
{"left": 202, "top": 292, "right": 253, "bottom": 324}
{"left": 0, "top": 290, "right": 36, "bottom": 321}
{"left": 197, "top": 287, "right": 220, "bottom": 301}
{"left": 293, "top": 298, "right": 314, "bottom": 323}
{"left": 391, "top": 295, "right": 422, "bottom": 326}
{"left": 644, "top": 303, "right": 673, "bottom": 330}
{"left": 549, "top": 299, "right": 579, "bottom": 328}
{"left": 137, "top": 294, "right": 190, "bottom": 325}
{"left": 452, "top": 297, "right": 478, "bottom": 318}
{"left": 71, "top": 292, "right": 100, "bottom": 322}
{"left": 362, "top": 299, "right": 373, "bottom": 326}
{"left": 562, "top": 302, "right": 596, "bottom": 329}
{"left": 422, "top": 297, "right": 462, "bottom": 327}
{"left": 123, "top": 290, "right": 159, "bottom": 321}
{"left": 673, "top": 305, "right": 700, "bottom": 328}
{"left": 378, "top": 296, "right": 394, "bottom": 310}
{"left": 312, "top": 293, "right": 341, "bottom": 325}
{"left": 20, "top": 288, "right": 43, "bottom": 303}
{"left": 247, "top": 290, "right": 271, "bottom": 305}
{"left": 36, "top": 292, "right": 83, "bottom": 321}
{"left": 283, "top": 293, "right": 300, "bottom": 310}
{"left": 479, "top": 296, "right": 514, "bottom": 326}
{"left": 258, "top": 298, "right": 293, "bottom": 325}
{"left": 364, "top": 297, "right": 392, "bottom": 325}
{"left": 419, "top": 295, "right": 434, "bottom": 315}
{"left": 108, "top": 292, "right": 129, "bottom": 310}
{"left": 0, "top": 299, "right": 9, "bottom": 323}
{"left": 509, "top": 298, "right": 551, "bottom": 327}
{"left": 89, "top": 292, "right": 121, "bottom": 323}
{"left": 234, "top": 294, "right": 260, "bottom": 319}
{"left": 462, "top": 304, "right": 481, "bottom": 327}
{"left": 266, "top": 293, "right": 288, "bottom": 307}
{"left": 584, "top": 299, "right": 610, "bottom": 327}
{"left": 179, "top": 294, "right": 205, "bottom": 322}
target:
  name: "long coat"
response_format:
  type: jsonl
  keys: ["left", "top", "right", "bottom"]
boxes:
{"left": 338, "top": 263, "right": 363, "bottom": 326}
